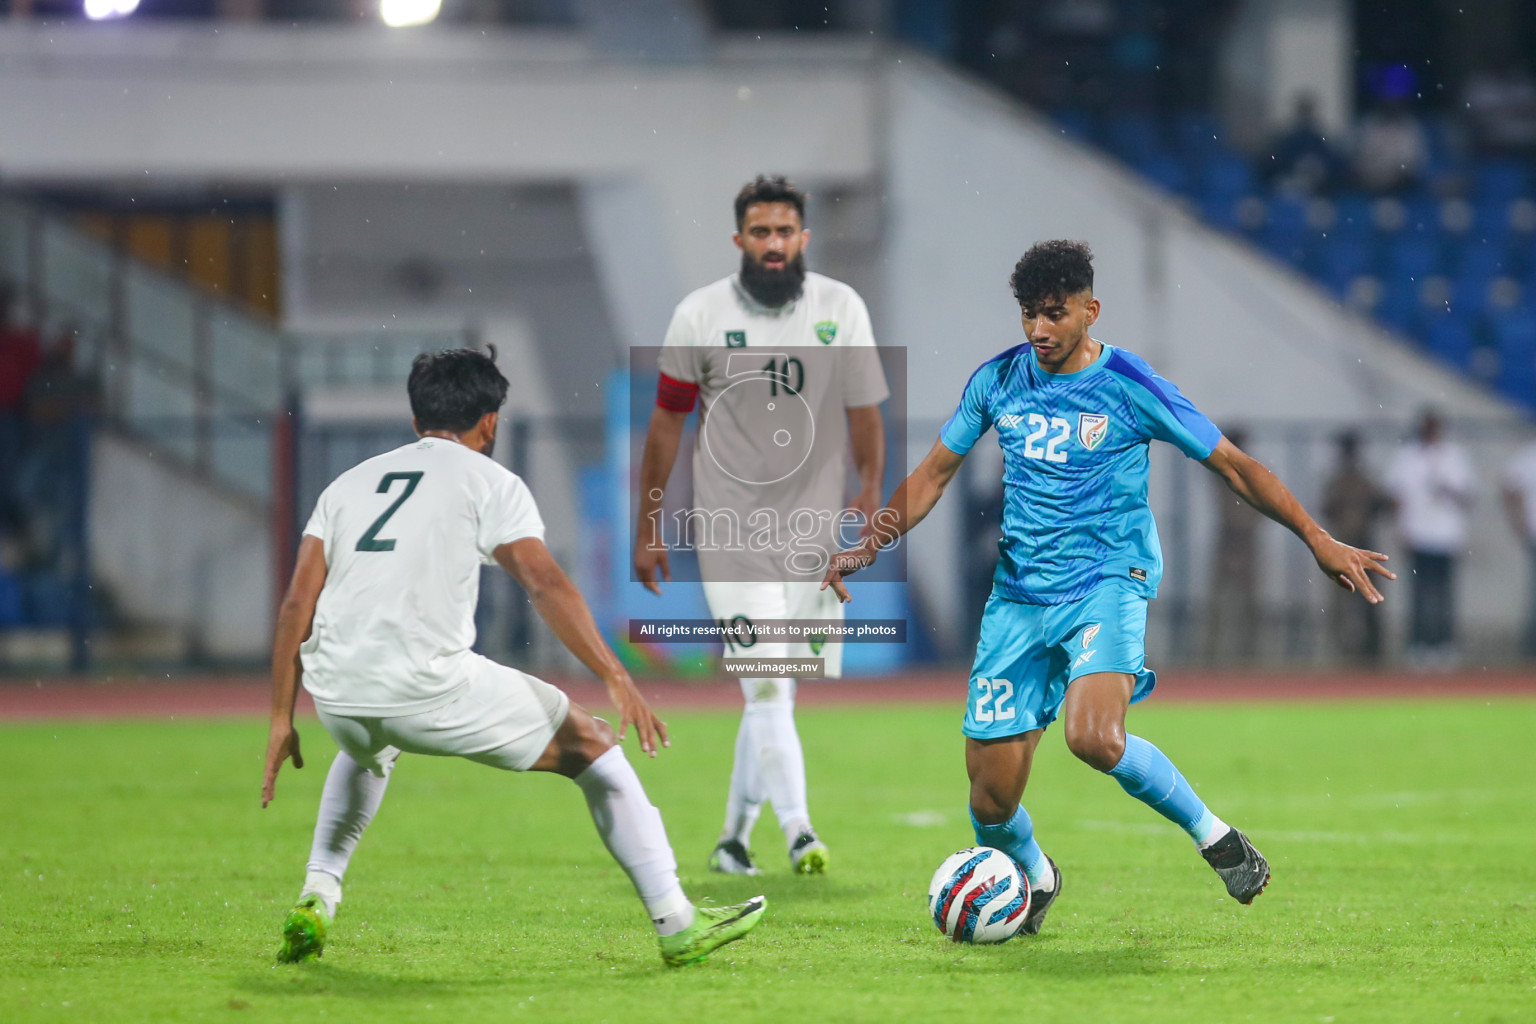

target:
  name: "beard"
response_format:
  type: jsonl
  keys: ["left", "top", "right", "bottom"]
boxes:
{"left": 739, "top": 251, "right": 806, "bottom": 308}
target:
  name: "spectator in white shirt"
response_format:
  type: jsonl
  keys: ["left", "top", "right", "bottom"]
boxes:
{"left": 1385, "top": 410, "right": 1475, "bottom": 666}
{"left": 1501, "top": 439, "right": 1536, "bottom": 657}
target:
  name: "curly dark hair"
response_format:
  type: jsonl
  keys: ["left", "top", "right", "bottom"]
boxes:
{"left": 734, "top": 174, "right": 807, "bottom": 229}
{"left": 1009, "top": 240, "right": 1094, "bottom": 307}
{"left": 407, "top": 347, "right": 508, "bottom": 432}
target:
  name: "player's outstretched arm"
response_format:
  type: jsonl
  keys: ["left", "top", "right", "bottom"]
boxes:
{"left": 1203, "top": 436, "right": 1396, "bottom": 603}
{"left": 847, "top": 404, "right": 886, "bottom": 535}
{"left": 263, "top": 536, "right": 326, "bottom": 807}
{"left": 495, "top": 537, "right": 669, "bottom": 757}
{"left": 634, "top": 406, "right": 688, "bottom": 595}
{"left": 821, "top": 437, "right": 966, "bottom": 602}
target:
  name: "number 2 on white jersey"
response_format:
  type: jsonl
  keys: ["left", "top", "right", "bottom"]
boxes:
{"left": 356, "top": 471, "right": 423, "bottom": 552}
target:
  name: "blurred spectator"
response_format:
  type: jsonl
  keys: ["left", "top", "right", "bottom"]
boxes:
{"left": 1463, "top": 58, "right": 1536, "bottom": 157}
{"left": 1501, "top": 438, "right": 1536, "bottom": 657}
{"left": 1321, "top": 430, "right": 1391, "bottom": 663}
{"left": 1352, "top": 98, "right": 1429, "bottom": 195}
{"left": 1385, "top": 410, "right": 1475, "bottom": 668}
{"left": 17, "top": 325, "right": 97, "bottom": 570}
{"left": 0, "top": 282, "right": 43, "bottom": 551}
{"left": 1265, "top": 94, "right": 1342, "bottom": 196}
{"left": 1205, "top": 426, "right": 1259, "bottom": 664}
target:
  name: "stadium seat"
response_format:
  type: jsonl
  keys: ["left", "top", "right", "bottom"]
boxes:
{"left": 1452, "top": 239, "right": 1511, "bottom": 284}
{"left": 1171, "top": 112, "right": 1226, "bottom": 159}
{"left": 1387, "top": 236, "right": 1442, "bottom": 280}
{"left": 1051, "top": 110, "right": 1098, "bottom": 145}
{"left": 22, "top": 573, "right": 75, "bottom": 627}
{"left": 1330, "top": 194, "right": 1375, "bottom": 240}
{"left": 1475, "top": 159, "right": 1530, "bottom": 202}
{"left": 1198, "top": 153, "right": 1255, "bottom": 199}
{"left": 1105, "top": 111, "right": 1162, "bottom": 162}
{"left": 1423, "top": 314, "right": 1476, "bottom": 369}
{"left": 1375, "top": 277, "right": 1421, "bottom": 333}
{"left": 1260, "top": 197, "right": 1311, "bottom": 267}
{"left": 1316, "top": 237, "right": 1375, "bottom": 292}
{"left": 0, "top": 571, "right": 23, "bottom": 626}
{"left": 1490, "top": 310, "right": 1536, "bottom": 405}
{"left": 1136, "top": 152, "right": 1190, "bottom": 194}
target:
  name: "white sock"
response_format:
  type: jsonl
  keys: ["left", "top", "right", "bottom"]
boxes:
{"left": 740, "top": 685, "right": 811, "bottom": 848}
{"left": 720, "top": 713, "right": 765, "bottom": 847}
{"left": 574, "top": 747, "right": 694, "bottom": 936}
{"left": 301, "top": 870, "right": 342, "bottom": 917}
{"left": 1195, "top": 814, "right": 1232, "bottom": 851}
{"left": 306, "top": 751, "right": 392, "bottom": 884}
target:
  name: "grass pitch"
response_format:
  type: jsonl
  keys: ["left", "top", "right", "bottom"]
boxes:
{"left": 2, "top": 696, "right": 1534, "bottom": 1023}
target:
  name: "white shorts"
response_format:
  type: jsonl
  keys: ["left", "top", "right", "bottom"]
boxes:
{"left": 701, "top": 579, "right": 845, "bottom": 679}
{"left": 315, "top": 658, "right": 570, "bottom": 776}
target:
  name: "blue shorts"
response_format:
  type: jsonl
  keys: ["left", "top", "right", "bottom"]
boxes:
{"left": 963, "top": 584, "right": 1157, "bottom": 740}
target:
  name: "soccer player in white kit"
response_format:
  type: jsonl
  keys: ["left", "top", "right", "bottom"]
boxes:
{"left": 634, "top": 176, "right": 889, "bottom": 876}
{"left": 262, "top": 349, "right": 764, "bottom": 967}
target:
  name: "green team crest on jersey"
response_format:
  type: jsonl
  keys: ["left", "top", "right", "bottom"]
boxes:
{"left": 725, "top": 330, "right": 746, "bottom": 347}
{"left": 814, "top": 320, "right": 838, "bottom": 344}
{"left": 809, "top": 633, "right": 827, "bottom": 655}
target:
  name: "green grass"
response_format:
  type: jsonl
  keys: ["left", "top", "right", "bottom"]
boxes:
{"left": 3, "top": 698, "right": 1535, "bottom": 1023}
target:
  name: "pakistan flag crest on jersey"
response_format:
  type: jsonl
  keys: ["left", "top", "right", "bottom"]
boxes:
{"left": 814, "top": 320, "right": 838, "bottom": 345}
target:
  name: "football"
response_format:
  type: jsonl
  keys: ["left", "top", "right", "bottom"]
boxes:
{"left": 927, "top": 847, "right": 1030, "bottom": 944}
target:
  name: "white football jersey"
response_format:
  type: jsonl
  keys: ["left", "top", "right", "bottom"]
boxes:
{"left": 300, "top": 437, "right": 545, "bottom": 717}
{"left": 658, "top": 271, "right": 889, "bottom": 582}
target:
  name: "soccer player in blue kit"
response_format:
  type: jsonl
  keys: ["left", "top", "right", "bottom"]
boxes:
{"left": 822, "top": 240, "right": 1395, "bottom": 932}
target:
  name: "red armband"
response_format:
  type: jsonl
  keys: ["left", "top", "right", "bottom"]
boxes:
{"left": 656, "top": 372, "right": 699, "bottom": 413}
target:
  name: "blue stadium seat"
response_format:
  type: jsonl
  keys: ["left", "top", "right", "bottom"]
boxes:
{"left": 1136, "top": 152, "right": 1190, "bottom": 194}
{"left": 0, "top": 571, "right": 23, "bottom": 626}
{"left": 1375, "top": 277, "right": 1421, "bottom": 333}
{"left": 1423, "top": 314, "right": 1475, "bottom": 369}
{"left": 1171, "top": 112, "right": 1226, "bottom": 158}
{"left": 1452, "top": 239, "right": 1511, "bottom": 282}
{"left": 1475, "top": 159, "right": 1530, "bottom": 202}
{"left": 1387, "top": 236, "right": 1442, "bottom": 280}
{"left": 22, "top": 573, "right": 74, "bottom": 627}
{"left": 1330, "top": 194, "right": 1375, "bottom": 240}
{"left": 1199, "top": 193, "right": 1244, "bottom": 232}
{"left": 1198, "top": 153, "right": 1255, "bottom": 199}
{"left": 1105, "top": 111, "right": 1162, "bottom": 162}
{"left": 1052, "top": 110, "right": 1098, "bottom": 145}
{"left": 1490, "top": 310, "right": 1536, "bottom": 405}
{"left": 1260, "top": 197, "right": 1311, "bottom": 266}
{"left": 1472, "top": 197, "right": 1517, "bottom": 244}
{"left": 1316, "top": 237, "right": 1375, "bottom": 291}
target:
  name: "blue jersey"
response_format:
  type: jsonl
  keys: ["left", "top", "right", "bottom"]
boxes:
{"left": 940, "top": 341, "right": 1221, "bottom": 605}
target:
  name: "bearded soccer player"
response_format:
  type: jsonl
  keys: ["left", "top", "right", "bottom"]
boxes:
{"left": 634, "top": 175, "right": 889, "bottom": 876}
{"left": 262, "top": 349, "right": 764, "bottom": 967}
{"left": 822, "top": 240, "right": 1394, "bottom": 930}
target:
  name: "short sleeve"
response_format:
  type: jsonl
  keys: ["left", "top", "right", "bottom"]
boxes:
{"left": 939, "top": 359, "right": 997, "bottom": 456}
{"left": 301, "top": 488, "right": 331, "bottom": 543}
{"left": 840, "top": 294, "right": 890, "bottom": 409}
{"left": 477, "top": 470, "right": 546, "bottom": 561}
{"left": 1107, "top": 351, "right": 1221, "bottom": 461}
{"left": 657, "top": 303, "right": 701, "bottom": 384}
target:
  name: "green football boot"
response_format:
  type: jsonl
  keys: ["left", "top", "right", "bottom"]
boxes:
{"left": 789, "top": 828, "right": 829, "bottom": 875}
{"left": 658, "top": 896, "right": 767, "bottom": 967}
{"left": 276, "top": 894, "right": 333, "bottom": 963}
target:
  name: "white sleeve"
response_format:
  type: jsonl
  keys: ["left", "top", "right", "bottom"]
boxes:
{"left": 657, "top": 302, "right": 701, "bottom": 383}
{"left": 301, "top": 487, "right": 331, "bottom": 542}
{"left": 477, "top": 470, "right": 546, "bottom": 561}
{"left": 840, "top": 292, "right": 890, "bottom": 409}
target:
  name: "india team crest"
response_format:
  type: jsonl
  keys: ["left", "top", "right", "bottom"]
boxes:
{"left": 1082, "top": 623, "right": 1101, "bottom": 649}
{"left": 814, "top": 320, "right": 838, "bottom": 345}
{"left": 1078, "top": 413, "right": 1109, "bottom": 450}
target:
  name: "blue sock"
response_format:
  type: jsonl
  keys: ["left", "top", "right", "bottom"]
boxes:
{"left": 1108, "top": 734, "right": 1218, "bottom": 843}
{"left": 970, "top": 806, "right": 1050, "bottom": 887}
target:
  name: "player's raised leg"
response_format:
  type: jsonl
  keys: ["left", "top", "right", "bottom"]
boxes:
{"left": 1061, "top": 672, "right": 1269, "bottom": 904}
{"left": 530, "top": 701, "right": 766, "bottom": 965}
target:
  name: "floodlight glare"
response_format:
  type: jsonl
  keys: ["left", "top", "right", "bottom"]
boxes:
{"left": 83, "top": 0, "right": 140, "bottom": 18}
{"left": 380, "top": 0, "right": 441, "bottom": 27}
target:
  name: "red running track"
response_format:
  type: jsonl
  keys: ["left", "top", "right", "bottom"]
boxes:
{"left": 1, "top": 669, "right": 1533, "bottom": 722}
